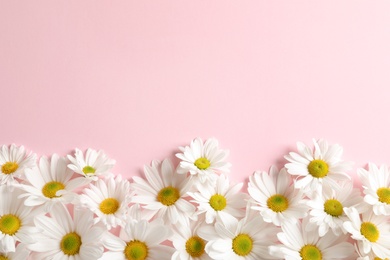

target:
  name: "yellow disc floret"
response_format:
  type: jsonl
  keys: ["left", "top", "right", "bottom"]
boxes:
{"left": 0, "top": 255, "right": 9, "bottom": 260}
{"left": 267, "top": 194, "right": 289, "bottom": 212}
{"left": 300, "top": 245, "right": 322, "bottom": 260}
{"left": 194, "top": 157, "right": 210, "bottom": 170}
{"left": 360, "top": 222, "right": 379, "bottom": 242}
{"left": 209, "top": 194, "right": 227, "bottom": 211}
{"left": 124, "top": 240, "right": 148, "bottom": 260}
{"left": 60, "top": 232, "right": 82, "bottom": 256}
{"left": 1, "top": 162, "right": 18, "bottom": 175}
{"left": 42, "top": 181, "right": 65, "bottom": 198}
{"left": 377, "top": 187, "right": 390, "bottom": 204}
{"left": 99, "top": 198, "right": 120, "bottom": 214}
{"left": 308, "top": 159, "right": 329, "bottom": 178}
{"left": 0, "top": 214, "right": 21, "bottom": 235}
{"left": 324, "top": 199, "right": 343, "bottom": 217}
{"left": 185, "top": 236, "right": 205, "bottom": 257}
{"left": 232, "top": 234, "right": 253, "bottom": 256}
{"left": 82, "top": 166, "right": 96, "bottom": 175}
{"left": 157, "top": 186, "right": 180, "bottom": 206}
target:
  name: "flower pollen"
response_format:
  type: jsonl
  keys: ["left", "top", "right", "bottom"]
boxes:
{"left": 0, "top": 214, "right": 21, "bottom": 235}
{"left": 194, "top": 157, "right": 210, "bottom": 170}
{"left": 209, "top": 194, "right": 227, "bottom": 211}
{"left": 308, "top": 159, "right": 329, "bottom": 178}
{"left": 232, "top": 234, "right": 253, "bottom": 256}
{"left": 377, "top": 187, "right": 390, "bottom": 204}
{"left": 60, "top": 232, "right": 82, "bottom": 256}
{"left": 360, "top": 222, "right": 379, "bottom": 242}
{"left": 300, "top": 244, "right": 322, "bottom": 260}
{"left": 99, "top": 198, "right": 120, "bottom": 214}
{"left": 157, "top": 186, "right": 180, "bottom": 206}
{"left": 324, "top": 199, "right": 343, "bottom": 217}
{"left": 185, "top": 236, "right": 205, "bottom": 257}
{"left": 124, "top": 240, "right": 148, "bottom": 260}
{"left": 1, "top": 162, "right": 18, "bottom": 175}
{"left": 42, "top": 181, "right": 65, "bottom": 198}
{"left": 267, "top": 194, "right": 289, "bottom": 212}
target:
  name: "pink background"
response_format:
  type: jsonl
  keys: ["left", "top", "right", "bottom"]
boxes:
{"left": 1, "top": 1, "right": 390, "bottom": 184}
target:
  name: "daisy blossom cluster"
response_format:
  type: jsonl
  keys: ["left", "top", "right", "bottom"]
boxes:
{"left": 1, "top": 138, "right": 390, "bottom": 260}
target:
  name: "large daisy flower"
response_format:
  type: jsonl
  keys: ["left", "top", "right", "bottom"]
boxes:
{"left": 176, "top": 137, "right": 231, "bottom": 184}
{"left": 358, "top": 163, "right": 390, "bottom": 215}
{"left": 199, "top": 209, "right": 280, "bottom": 259}
{"left": 284, "top": 139, "right": 353, "bottom": 193}
{"left": 0, "top": 144, "right": 36, "bottom": 187}
{"left": 306, "top": 181, "right": 363, "bottom": 237}
{"left": 0, "top": 186, "right": 40, "bottom": 253}
{"left": 80, "top": 174, "right": 132, "bottom": 229}
{"left": 19, "top": 154, "right": 87, "bottom": 212}
{"left": 247, "top": 166, "right": 307, "bottom": 226}
{"left": 99, "top": 219, "right": 173, "bottom": 260}
{"left": 269, "top": 217, "right": 355, "bottom": 259}
{"left": 188, "top": 174, "right": 247, "bottom": 225}
{"left": 343, "top": 207, "right": 390, "bottom": 258}
{"left": 131, "top": 159, "right": 196, "bottom": 226}
{"left": 29, "top": 203, "right": 106, "bottom": 259}
{"left": 67, "top": 148, "right": 115, "bottom": 181}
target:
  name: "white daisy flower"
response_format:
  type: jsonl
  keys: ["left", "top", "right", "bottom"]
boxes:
{"left": 67, "top": 148, "right": 115, "bottom": 181}
{"left": 284, "top": 139, "right": 353, "bottom": 194}
{"left": 171, "top": 218, "right": 212, "bottom": 260}
{"left": 0, "top": 243, "right": 30, "bottom": 260}
{"left": 343, "top": 207, "right": 390, "bottom": 259}
{"left": 354, "top": 242, "right": 384, "bottom": 260}
{"left": 247, "top": 166, "right": 307, "bottom": 226}
{"left": 188, "top": 174, "right": 247, "bottom": 225}
{"left": 0, "top": 144, "right": 36, "bottom": 187}
{"left": 99, "top": 219, "right": 173, "bottom": 260}
{"left": 0, "top": 186, "right": 40, "bottom": 253}
{"left": 199, "top": 209, "right": 280, "bottom": 259}
{"left": 269, "top": 217, "right": 355, "bottom": 260}
{"left": 29, "top": 203, "right": 106, "bottom": 259}
{"left": 80, "top": 174, "right": 132, "bottom": 229}
{"left": 358, "top": 163, "right": 390, "bottom": 215}
{"left": 131, "top": 159, "right": 196, "bottom": 226}
{"left": 176, "top": 137, "right": 231, "bottom": 184}
{"left": 19, "top": 154, "right": 87, "bottom": 212}
{"left": 306, "top": 181, "right": 363, "bottom": 237}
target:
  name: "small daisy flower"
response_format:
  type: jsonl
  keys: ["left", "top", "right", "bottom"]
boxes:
{"left": 188, "top": 174, "right": 247, "bottom": 225}
{"left": 67, "top": 148, "right": 115, "bottom": 181}
{"left": 247, "top": 166, "right": 307, "bottom": 226}
{"left": 29, "top": 203, "right": 106, "bottom": 259}
{"left": 0, "top": 186, "right": 40, "bottom": 253}
{"left": 0, "top": 243, "right": 30, "bottom": 260}
{"left": 306, "top": 181, "right": 363, "bottom": 236}
{"left": 358, "top": 163, "right": 390, "bottom": 215}
{"left": 171, "top": 219, "right": 212, "bottom": 260}
{"left": 176, "top": 137, "right": 231, "bottom": 184}
{"left": 80, "top": 174, "right": 132, "bottom": 229}
{"left": 19, "top": 154, "right": 87, "bottom": 212}
{"left": 200, "top": 209, "right": 280, "bottom": 259}
{"left": 131, "top": 159, "right": 196, "bottom": 226}
{"left": 343, "top": 207, "right": 390, "bottom": 259}
{"left": 284, "top": 139, "right": 353, "bottom": 193}
{"left": 100, "top": 219, "right": 173, "bottom": 260}
{"left": 354, "top": 242, "right": 385, "bottom": 260}
{"left": 0, "top": 144, "right": 36, "bottom": 187}
{"left": 269, "top": 217, "right": 355, "bottom": 260}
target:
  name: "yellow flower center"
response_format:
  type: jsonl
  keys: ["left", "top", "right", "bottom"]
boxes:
{"left": 361, "top": 222, "right": 379, "bottom": 242}
{"left": 209, "top": 194, "right": 227, "bottom": 211}
{"left": 308, "top": 159, "right": 329, "bottom": 178}
{"left": 267, "top": 194, "right": 289, "bottom": 212}
{"left": 0, "top": 214, "right": 21, "bottom": 235}
{"left": 99, "top": 198, "right": 120, "bottom": 214}
{"left": 82, "top": 166, "right": 96, "bottom": 175}
{"left": 323, "top": 199, "right": 343, "bottom": 217}
{"left": 1, "top": 162, "right": 19, "bottom": 175}
{"left": 157, "top": 186, "right": 180, "bottom": 206}
{"left": 60, "top": 232, "right": 82, "bottom": 256}
{"left": 0, "top": 255, "right": 9, "bottom": 260}
{"left": 232, "top": 234, "right": 253, "bottom": 256}
{"left": 124, "top": 240, "right": 148, "bottom": 260}
{"left": 42, "top": 181, "right": 65, "bottom": 198}
{"left": 185, "top": 236, "right": 205, "bottom": 257}
{"left": 194, "top": 157, "right": 210, "bottom": 170}
{"left": 377, "top": 187, "right": 390, "bottom": 204}
{"left": 300, "top": 245, "right": 322, "bottom": 260}
{"left": 374, "top": 258, "right": 389, "bottom": 260}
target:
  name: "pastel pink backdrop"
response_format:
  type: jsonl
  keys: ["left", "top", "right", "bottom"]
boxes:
{"left": 1, "top": 1, "right": 390, "bottom": 185}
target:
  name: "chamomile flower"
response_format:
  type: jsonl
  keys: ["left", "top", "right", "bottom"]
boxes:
{"left": 200, "top": 209, "right": 280, "bottom": 259}
{"left": 248, "top": 166, "right": 307, "bottom": 226}
{"left": 269, "top": 217, "right": 354, "bottom": 259}
{"left": 99, "top": 219, "right": 173, "bottom": 260}
{"left": 0, "top": 243, "right": 30, "bottom": 260}
{"left": 343, "top": 207, "right": 390, "bottom": 259}
{"left": 19, "top": 154, "right": 87, "bottom": 212}
{"left": 0, "top": 144, "right": 36, "bottom": 187}
{"left": 171, "top": 218, "right": 212, "bottom": 260}
{"left": 306, "top": 181, "right": 363, "bottom": 236}
{"left": 67, "top": 148, "right": 115, "bottom": 181}
{"left": 131, "top": 159, "right": 196, "bottom": 226}
{"left": 354, "top": 243, "right": 385, "bottom": 260}
{"left": 80, "top": 174, "right": 132, "bottom": 229}
{"left": 188, "top": 174, "right": 247, "bottom": 225}
{"left": 176, "top": 137, "right": 231, "bottom": 184}
{"left": 29, "top": 203, "right": 106, "bottom": 259}
{"left": 284, "top": 139, "right": 353, "bottom": 194}
{"left": 358, "top": 163, "right": 390, "bottom": 215}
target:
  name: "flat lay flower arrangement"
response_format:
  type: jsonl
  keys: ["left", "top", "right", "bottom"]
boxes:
{"left": 1, "top": 138, "right": 390, "bottom": 259}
